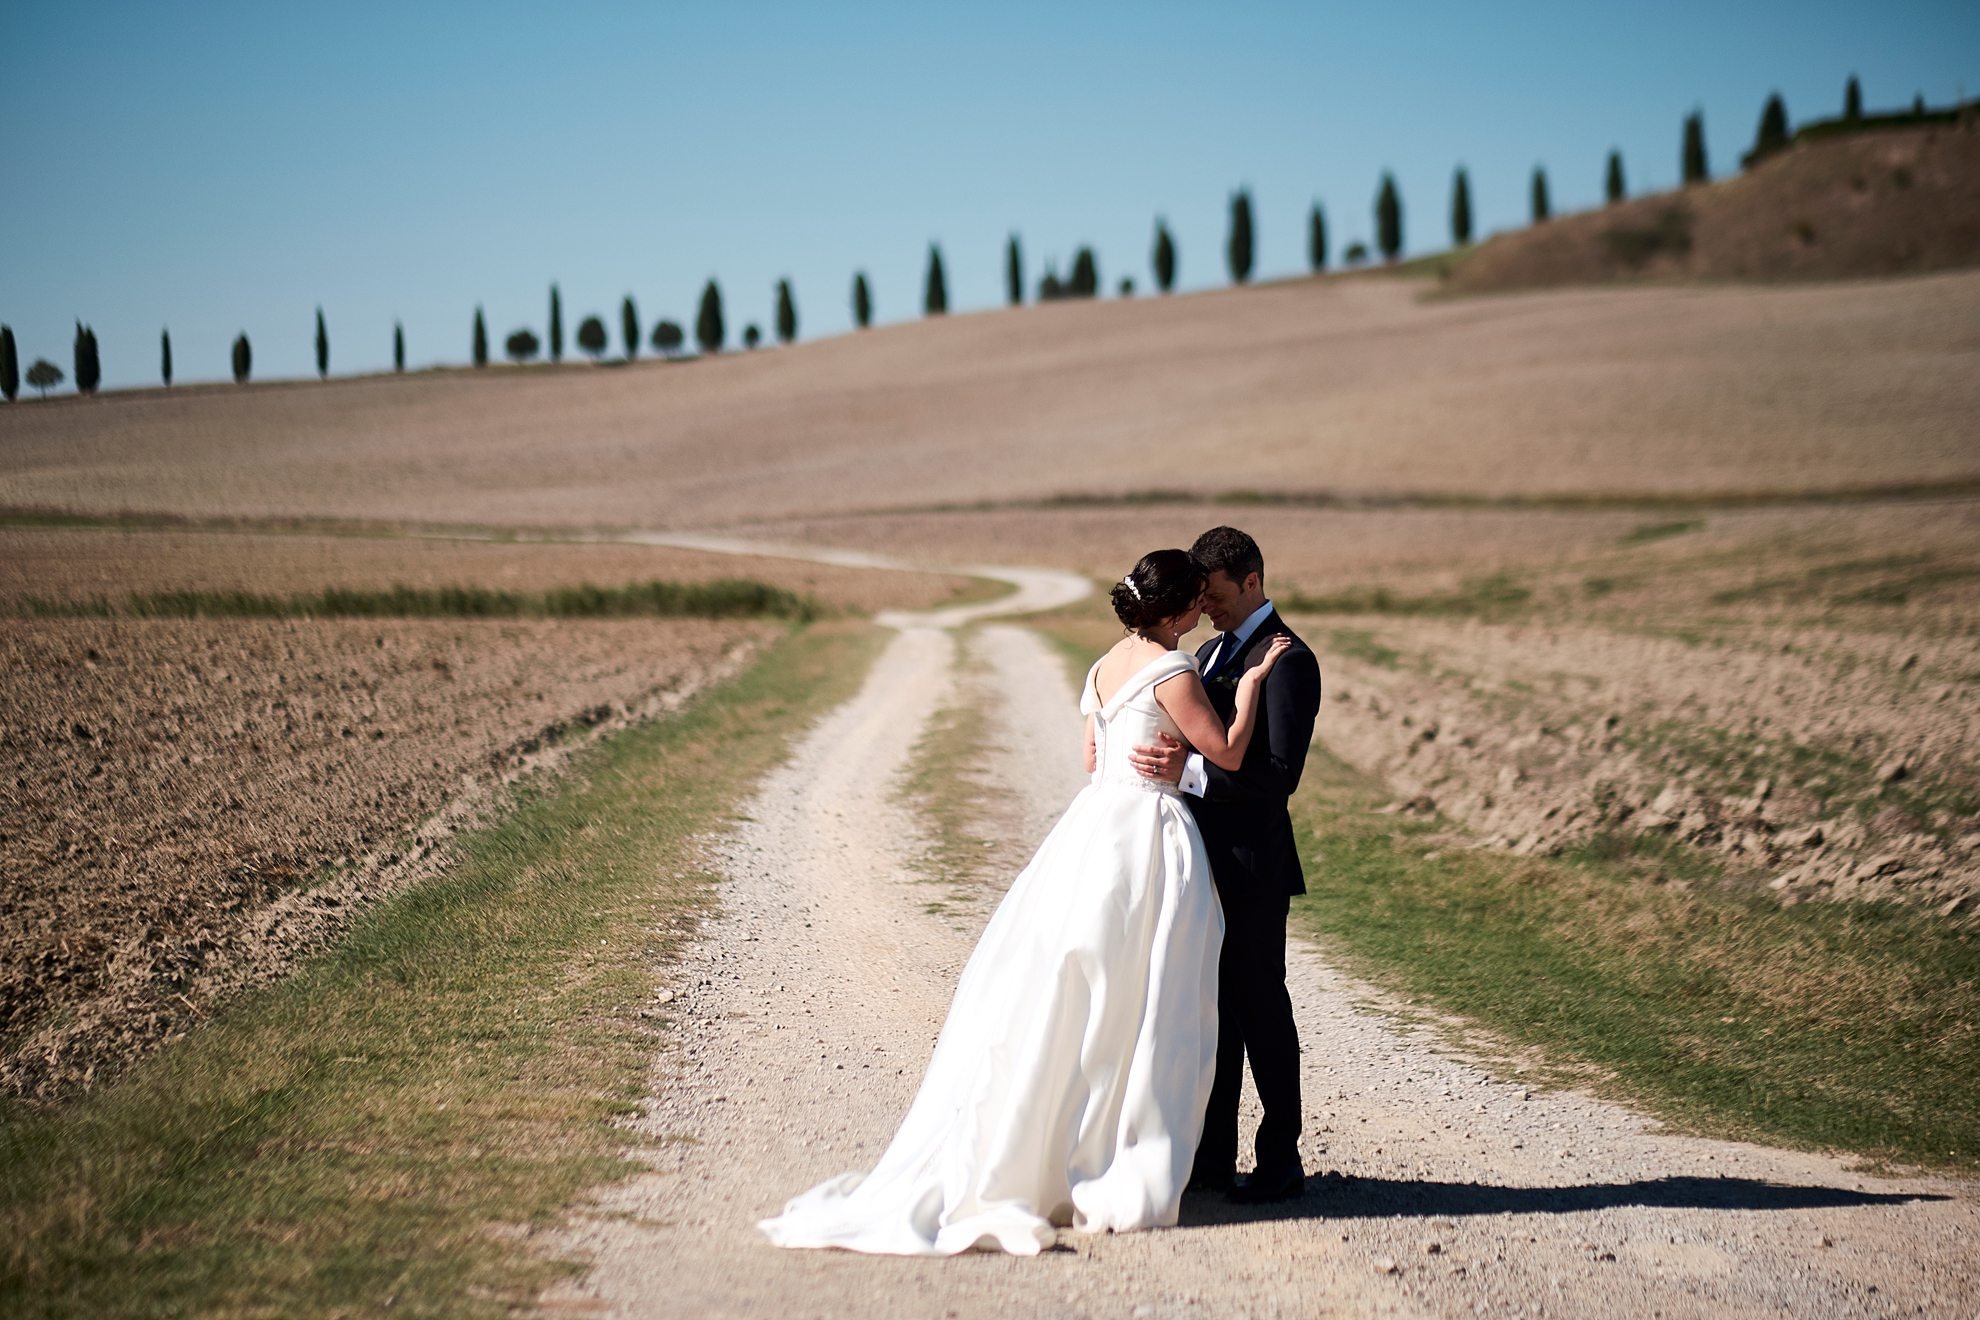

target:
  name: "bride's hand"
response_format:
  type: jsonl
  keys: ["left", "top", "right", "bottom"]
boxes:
{"left": 1239, "top": 635, "right": 1294, "bottom": 687}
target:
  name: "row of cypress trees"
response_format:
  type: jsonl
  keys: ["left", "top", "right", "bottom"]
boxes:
{"left": 0, "top": 74, "right": 1922, "bottom": 399}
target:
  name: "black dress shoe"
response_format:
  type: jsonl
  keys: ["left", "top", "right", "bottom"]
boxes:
{"left": 1228, "top": 1162, "right": 1305, "bottom": 1204}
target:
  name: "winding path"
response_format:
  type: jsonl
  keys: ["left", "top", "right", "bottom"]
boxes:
{"left": 545, "top": 547, "right": 1976, "bottom": 1319}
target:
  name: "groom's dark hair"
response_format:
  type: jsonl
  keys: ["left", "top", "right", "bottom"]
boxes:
{"left": 1191, "top": 526, "right": 1263, "bottom": 585}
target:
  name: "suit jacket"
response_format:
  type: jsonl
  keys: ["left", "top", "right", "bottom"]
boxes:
{"left": 1185, "top": 610, "right": 1322, "bottom": 899}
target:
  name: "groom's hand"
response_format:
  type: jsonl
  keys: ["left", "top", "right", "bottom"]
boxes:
{"left": 1130, "top": 733, "right": 1187, "bottom": 785}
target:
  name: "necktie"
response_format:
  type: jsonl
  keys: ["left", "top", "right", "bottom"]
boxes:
{"left": 1206, "top": 633, "right": 1236, "bottom": 679}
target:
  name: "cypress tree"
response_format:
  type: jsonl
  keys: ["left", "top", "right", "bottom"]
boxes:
{"left": 1683, "top": 110, "right": 1709, "bottom": 185}
{"left": 1845, "top": 75, "right": 1863, "bottom": 123}
{"left": 1, "top": 325, "right": 17, "bottom": 401}
{"left": 775, "top": 279, "right": 797, "bottom": 343}
{"left": 1070, "top": 247, "right": 1098, "bottom": 298}
{"left": 1153, "top": 218, "right": 1176, "bottom": 293}
{"left": 1309, "top": 203, "right": 1327, "bottom": 272}
{"left": 622, "top": 295, "right": 639, "bottom": 359}
{"left": 1451, "top": 167, "right": 1473, "bottom": 246}
{"left": 314, "top": 307, "right": 328, "bottom": 378}
{"left": 393, "top": 322, "right": 404, "bottom": 372}
{"left": 1605, "top": 150, "right": 1626, "bottom": 205}
{"left": 1227, "top": 188, "right": 1254, "bottom": 284}
{"left": 1530, "top": 166, "right": 1551, "bottom": 223}
{"left": 1375, "top": 173, "right": 1403, "bottom": 262}
{"left": 472, "top": 307, "right": 488, "bottom": 367}
{"left": 924, "top": 244, "right": 948, "bottom": 316}
{"left": 232, "top": 333, "right": 252, "bottom": 384}
{"left": 1749, "top": 93, "right": 1790, "bottom": 167}
{"left": 548, "top": 284, "right": 563, "bottom": 362}
{"left": 161, "top": 328, "right": 173, "bottom": 386}
{"left": 852, "top": 272, "right": 872, "bottom": 329}
{"left": 74, "top": 322, "right": 101, "bottom": 394}
{"left": 696, "top": 279, "right": 724, "bottom": 353}
{"left": 1006, "top": 234, "right": 1023, "bottom": 306}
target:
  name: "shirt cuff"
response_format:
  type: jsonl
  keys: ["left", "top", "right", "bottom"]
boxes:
{"left": 1180, "top": 753, "right": 1209, "bottom": 798}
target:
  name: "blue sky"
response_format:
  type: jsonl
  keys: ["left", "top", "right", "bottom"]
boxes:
{"left": 3, "top": 0, "right": 1975, "bottom": 389}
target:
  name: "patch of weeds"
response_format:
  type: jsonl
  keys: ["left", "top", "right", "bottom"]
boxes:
{"left": 12, "top": 579, "right": 821, "bottom": 623}
{"left": 896, "top": 652, "right": 1000, "bottom": 905}
{"left": 1582, "top": 577, "right": 1617, "bottom": 598}
{"left": 1600, "top": 205, "right": 1694, "bottom": 269}
{"left": 1279, "top": 572, "right": 1530, "bottom": 621}
{"left": 1619, "top": 519, "right": 1703, "bottom": 547}
{"left": 1324, "top": 628, "right": 1403, "bottom": 671}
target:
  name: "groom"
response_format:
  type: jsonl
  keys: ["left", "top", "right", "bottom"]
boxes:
{"left": 1131, "top": 526, "right": 1321, "bottom": 1203}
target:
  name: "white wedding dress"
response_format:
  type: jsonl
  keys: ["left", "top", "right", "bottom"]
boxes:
{"left": 758, "top": 650, "right": 1224, "bottom": 1255}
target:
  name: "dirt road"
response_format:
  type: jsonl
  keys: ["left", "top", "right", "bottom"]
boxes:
{"left": 546, "top": 558, "right": 1976, "bottom": 1319}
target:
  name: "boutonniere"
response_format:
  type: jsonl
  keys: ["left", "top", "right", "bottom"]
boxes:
{"left": 1207, "top": 671, "right": 1240, "bottom": 696}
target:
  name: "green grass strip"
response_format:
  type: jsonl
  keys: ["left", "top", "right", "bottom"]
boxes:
{"left": 1291, "top": 745, "right": 1980, "bottom": 1174}
{"left": 0, "top": 620, "right": 886, "bottom": 1317}
{"left": 12, "top": 578, "right": 819, "bottom": 622}
{"left": 1028, "top": 613, "right": 1980, "bottom": 1176}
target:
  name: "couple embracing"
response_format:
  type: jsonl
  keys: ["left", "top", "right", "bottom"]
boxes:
{"left": 761, "top": 527, "right": 1322, "bottom": 1256}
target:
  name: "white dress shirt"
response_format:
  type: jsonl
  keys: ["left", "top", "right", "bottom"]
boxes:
{"left": 1178, "top": 598, "right": 1276, "bottom": 798}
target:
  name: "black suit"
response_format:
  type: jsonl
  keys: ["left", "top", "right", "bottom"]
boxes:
{"left": 1185, "top": 609, "right": 1321, "bottom": 1178}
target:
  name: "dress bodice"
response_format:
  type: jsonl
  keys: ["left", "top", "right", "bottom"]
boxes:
{"left": 1081, "top": 651, "right": 1197, "bottom": 797}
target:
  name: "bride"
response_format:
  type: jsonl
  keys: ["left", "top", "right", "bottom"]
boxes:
{"left": 759, "top": 549, "right": 1291, "bottom": 1255}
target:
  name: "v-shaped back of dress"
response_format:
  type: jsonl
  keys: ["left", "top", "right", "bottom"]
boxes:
{"left": 1081, "top": 651, "right": 1196, "bottom": 794}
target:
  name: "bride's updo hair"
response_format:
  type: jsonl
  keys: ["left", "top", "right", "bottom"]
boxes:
{"left": 1110, "top": 549, "right": 1205, "bottom": 633}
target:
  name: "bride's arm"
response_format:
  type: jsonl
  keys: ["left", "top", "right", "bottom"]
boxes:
{"left": 1083, "top": 714, "right": 1097, "bottom": 774}
{"left": 1154, "top": 638, "right": 1291, "bottom": 771}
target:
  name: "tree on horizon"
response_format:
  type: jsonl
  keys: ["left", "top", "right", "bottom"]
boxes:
{"left": 232, "top": 333, "right": 251, "bottom": 384}
{"left": 1605, "top": 150, "right": 1626, "bottom": 205}
{"left": 314, "top": 307, "right": 328, "bottom": 378}
{"left": 26, "top": 358, "right": 62, "bottom": 398}
{"left": 73, "top": 323, "right": 100, "bottom": 394}
{"left": 1309, "top": 203, "right": 1327, "bottom": 272}
{"left": 1375, "top": 173, "right": 1403, "bottom": 262}
{"left": 650, "top": 320, "right": 684, "bottom": 355}
{"left": 1, "top": 326, "right": 20, "bottom": 401}
{"left": 1227, "top": 188, "right": 1255, "bottom": 284}
{"left": 393, "top": 321, "right": 405, "bottom": 372}
{"left": 743, "top": 323, "right": 762, "bottom": 349}
{"left": 1451, "top": 167, "right": 1473, "bottom": 246}
{"left": 1683, "top": 110, "right": 1709, "bottom": 185}
{"left": 576, "top": 314, "right": 608, "bottom": 360}
{"left": 696, "top": 280, "right": 725, "bottom": 353}
{"left": 1070, "top": 247, "right": 1099, "bottom": 298}
{"left": 1749, "top": 92, "right": 1791, "bottom": 168}
{"left": 1845, "top": 74, "right": 1863, "bottom": 122}
{"left": 1153, "top": 217, "right": 1176, "bottom": 293}
{"left": 1119, "top": 277, "right": 1134, "bottom": 297}
{"left": 1530, "top": 166, "right": 1551, "bottom": 223}
{"left": 775, "top": 279, "right": 797, "bottom": 344}
{"left": 473, "top": 307, "right": 489, "bottom": 367}
{"left": 1006, "top": 234, "right": 1023, "bottom": 306}
{"left": 622, "top": 295, "right": 640, "bottom": 359}
{"left": 852, "top": 272, "right": 872, "bottom": 329}
{"left": 162, "top": 328, "right": 173, "bottom": 386}
{"left": 924, "top": 244, "right": 948, "bottom": 316}
{"left": 548, "top": 284, "right": 563, "bottom": 362}
{"left": 505, "top": 328, "right": 540, "bottom": 363}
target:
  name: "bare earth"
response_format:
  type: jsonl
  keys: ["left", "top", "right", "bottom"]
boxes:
{"left": 3, "top": 272, "right": 1976, "bottom": 527}
{"left": 546, "top": 582, "right": 1977, "bottom": 1319}
{"left": 0, "top": 614, "right": 772, "bottom": 1099}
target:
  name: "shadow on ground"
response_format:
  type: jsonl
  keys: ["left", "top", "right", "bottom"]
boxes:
{"left": 1178, "top": 1173, "right": 1947, "bottom": 1226}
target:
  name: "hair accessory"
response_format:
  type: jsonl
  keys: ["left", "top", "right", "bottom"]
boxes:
{"left": 1122, "top": 575, "right": 1142, "bottom": 600}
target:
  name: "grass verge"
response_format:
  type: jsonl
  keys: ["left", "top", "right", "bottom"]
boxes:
{"left": 0, "top": 620, "right": 885, "bottom": 1316}
{"left": 1027, "top": 609, "right": 1980, "bottom": 1176}
{"left": 895, "top": 645, "right": 1001, "bottom": 915}
{"left": 11, "top": 578, "right": 819, "bottom": 622}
